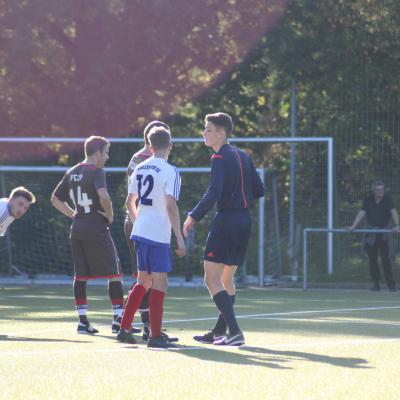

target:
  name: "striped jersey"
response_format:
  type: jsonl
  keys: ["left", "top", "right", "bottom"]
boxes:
{"left": 128, "top": 156, "right": 181, "bottom": 245}
{"left": 127, "top": 150, "right": 152, "bottom": 189}
{"left": 52, "top": 162, "right": 107, "bottom": 219}
{"left": 0, "top": 198, "right": 14, "bottom": 237}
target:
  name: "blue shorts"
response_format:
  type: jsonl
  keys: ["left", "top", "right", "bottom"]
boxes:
{"left": 204, "top": 210, "right": 251, "bottom": 266}
{"left": 133, "top": 239, "right": 172, "bottom": 273}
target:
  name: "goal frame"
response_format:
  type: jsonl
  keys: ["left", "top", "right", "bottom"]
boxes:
{"left": 0, "top": 136, "right": 334, "bottom": 285}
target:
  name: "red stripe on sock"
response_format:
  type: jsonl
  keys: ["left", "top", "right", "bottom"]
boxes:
{"left": 111, "top": 299, "right": 123, "bottom": 306}
{"left": 120, "top": 284, "right": 147, "bottom": 330}
{"left": 75, "top": 298, "right": 87, "bottom": 306}
{"left": 149, "top": 289, "right": 165, "bottom": 338}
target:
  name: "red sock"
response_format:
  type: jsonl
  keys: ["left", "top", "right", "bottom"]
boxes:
{"left": 149, "top": 289, "right": 165, "bottom": 338}
{"left": 120, "top": 284, "right": 147, "bottom": 330}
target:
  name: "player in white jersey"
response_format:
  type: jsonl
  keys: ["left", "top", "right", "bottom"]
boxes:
{"left": 0, "top": 187, "right": 35, "bottom": 237}
{"left": 122, "top": 121, "right": 173, "bottom": 341}
{"left": 117, "top": 126, "right": 186, "bottom": 348}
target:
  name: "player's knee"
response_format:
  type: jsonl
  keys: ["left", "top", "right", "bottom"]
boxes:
{"left": 108, "top": 277, "right": 122, "bottom": 283}
{"left": 204, "top": 275, "right": 218, "bottom": 291}
{"left": 152, "top": 281, "right": 168, "bottom": 293}
{"left": 222, "top": 279, "right": 235, "bottom": 293}
{"left": 137, "top": 275, "right": 152, "bottom": 290}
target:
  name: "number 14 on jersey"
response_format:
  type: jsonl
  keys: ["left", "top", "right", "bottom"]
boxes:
{"left": 70, "top": 186, "right": 93, "bottom": 213}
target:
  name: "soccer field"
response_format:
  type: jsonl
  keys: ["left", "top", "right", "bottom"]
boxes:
{"left": 1, "top": 285, "right": 400, "bottom": 400}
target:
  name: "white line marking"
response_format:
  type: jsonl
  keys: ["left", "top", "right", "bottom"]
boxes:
{"left": 249, "top": 317, "right": 400, "bottom": 326}
{"left": 253, "top": 337, "right": 400, "bottom": 349}
{"left": 162, "top": 305, "right": 400, "bottom": 324}
{"left": 2, "top": 305, "right": 400, "bottom": 336}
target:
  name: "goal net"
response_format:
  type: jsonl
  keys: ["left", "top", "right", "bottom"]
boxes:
{"left": 0, "top": 137, "right": 331, "bottom": 284}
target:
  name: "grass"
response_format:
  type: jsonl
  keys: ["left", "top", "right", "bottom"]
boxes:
{"left": 1, "top": 285, "right": 400, "bottom": 399}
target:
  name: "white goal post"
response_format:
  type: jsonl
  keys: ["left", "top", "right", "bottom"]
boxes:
{"left": 0, "top": 136, "right": 334, "bottom": 285}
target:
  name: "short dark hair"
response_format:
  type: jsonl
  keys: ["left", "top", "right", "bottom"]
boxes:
{"left": 148, "top": 127, "right": 171, "bottom": 150}
{"left": 371, "top": 180, "right": 385, "bottom": 190}
{"left": 9, "top": 186, "right": 36, "bottom": 204}
{"left": 205, "top": 112, "right": 233, "bottom": 136}
{"left": 84, "top": 136, "right": 109, "bottom": 157}
{"left": 143, "top": 121, "right": 170, "bottom": 146}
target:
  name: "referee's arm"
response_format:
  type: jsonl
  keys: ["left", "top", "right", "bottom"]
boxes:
{"left": 189, "top": 158, "right": 224, "bottom": 222}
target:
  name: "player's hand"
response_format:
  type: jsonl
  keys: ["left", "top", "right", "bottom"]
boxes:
{"left": 183, "top": 216, "right": 195, "bottom": 238}
{"left": 175, "top": 236, "right": 186, "bottom": 257}
{"left": 392, "top": 225, "right": 400, "bottom": 233}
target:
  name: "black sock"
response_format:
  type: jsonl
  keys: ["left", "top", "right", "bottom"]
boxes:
{"left": 213, "top": 295, "right": 235, "bottom": 334}
{"left": 212, "top": 290, "right": 240, "bottom": 335}
{"left": 108, "top": 280, "right": 124, "bottom": 301}
{"left": 139, "top": 289, "right": 151, "bottom": 323}
{"left": 74, "top": 280, "right": 88, "bottom": 324}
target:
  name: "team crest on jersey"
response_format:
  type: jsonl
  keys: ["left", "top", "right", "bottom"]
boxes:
{"left": 70, "top": 174, "right": 83, "bottom": 182}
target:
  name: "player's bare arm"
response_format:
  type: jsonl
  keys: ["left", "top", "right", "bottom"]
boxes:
{"left": 183, "top": 215, "right": 196, "bottom": 238}
{"left": 125, "top": 192, "right": 138, "bottom": 223}
{"left": 97, "top": 189, "right": 113, "bottom": 224}
{"left": 166, "top": 194, "right": 186, "bottom": 257}
{"left": 50, "top": 194, "right": 75, "bottom": 219}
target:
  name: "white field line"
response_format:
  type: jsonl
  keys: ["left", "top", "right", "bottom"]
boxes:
{"left": 250, "top": 316, "right": 400, "bottom": 326}
{"left": 2, "top": 305, "right": 400, "bottom": 337}
{"left": 162, "top": 305, "right": 400, "bottom": 324}
{"left": 255, "top": 337, "right": 400, "bottom": 349}
{"left": 2, "top": 294, "right": 399, "bottom": 302}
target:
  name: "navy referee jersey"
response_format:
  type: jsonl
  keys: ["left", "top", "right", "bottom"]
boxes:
{"left": 189, "top": 143, "right": 265, "bottom": 221}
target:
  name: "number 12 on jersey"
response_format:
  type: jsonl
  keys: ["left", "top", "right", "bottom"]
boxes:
{"left": 137, "top": 174, "right": 154, "bottom": 206}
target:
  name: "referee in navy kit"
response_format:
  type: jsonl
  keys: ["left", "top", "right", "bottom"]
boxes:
{"left": 183, "top": 112, "right": 264, "bottom": 346}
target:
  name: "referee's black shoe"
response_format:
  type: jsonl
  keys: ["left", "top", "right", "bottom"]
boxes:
{"left": 193, "top": 330, "right": 225, "bottom": 344}
{"left": 213, "top": 331, "right": 245, "bottom": 346}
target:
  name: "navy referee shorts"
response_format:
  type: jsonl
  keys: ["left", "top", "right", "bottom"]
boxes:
{"left": 204, "top": 209, "right": 252, "bottom": 266}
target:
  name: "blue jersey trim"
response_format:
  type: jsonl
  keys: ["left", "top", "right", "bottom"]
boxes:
{"left": 173, "top": 166, "right": 180, "bottom": 200}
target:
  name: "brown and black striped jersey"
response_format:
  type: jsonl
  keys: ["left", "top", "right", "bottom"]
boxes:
{"left": 126, "top": 150, "right": 152, "bottom": 216}
{"left": 53, "top": 162, "right": 107, "bottom": 219}
{"left": 127, "top": 150, "right": 152, "bottom": 184}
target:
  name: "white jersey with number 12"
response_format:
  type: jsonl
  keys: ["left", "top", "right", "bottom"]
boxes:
{"left": 129, "top": 156, "right": 181, "bottom": 245}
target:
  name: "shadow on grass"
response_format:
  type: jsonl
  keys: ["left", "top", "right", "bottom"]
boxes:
{"left": 149, "top": 344, "right": 292, "bottom": 369}
{"left": 175, "top": 344, "right": 370, "bottom": 369}
{"left": 0, "top": 334, "right": 88, "bottom": 343}
{"left": 240, "top": 346, "right": 370, "bottom": 369}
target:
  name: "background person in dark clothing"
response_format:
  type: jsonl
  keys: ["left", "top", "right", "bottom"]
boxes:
{"left": 348, "top": 180, "right": 399, "bottom": 291}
